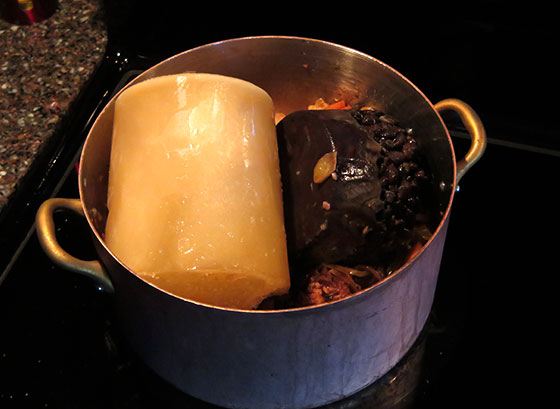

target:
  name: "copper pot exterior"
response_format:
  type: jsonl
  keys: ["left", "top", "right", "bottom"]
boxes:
{"left": 95, "top": 223, "right": 448, "bottom": 409}
{"left": 36, "top": 37, "right": 485, "bottom": 409}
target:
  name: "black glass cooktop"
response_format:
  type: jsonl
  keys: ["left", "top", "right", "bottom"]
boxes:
{"left": 0, "top": 8, "right": 554, "bottom": 409}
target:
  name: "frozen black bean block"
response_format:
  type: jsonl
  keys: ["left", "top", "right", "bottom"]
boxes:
{"left": 276, "top": 108, "right": 436, "bottom": 292}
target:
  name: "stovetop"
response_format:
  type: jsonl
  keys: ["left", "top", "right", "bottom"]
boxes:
{"left": 0, "top": 8, "right": 555, "bottom": 409}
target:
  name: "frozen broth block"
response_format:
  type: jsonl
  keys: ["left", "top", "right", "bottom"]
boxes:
{"left": 105, "top": 73, "right": 290, "bottom": 309}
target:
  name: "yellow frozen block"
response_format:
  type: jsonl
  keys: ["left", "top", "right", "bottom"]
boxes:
{"left": 105, "top": 73, "right": 290, "bottom": 309}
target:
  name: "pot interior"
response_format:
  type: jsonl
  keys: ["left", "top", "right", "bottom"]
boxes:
{"left": 79, "top": 36, "right": 455, "bottom": 271}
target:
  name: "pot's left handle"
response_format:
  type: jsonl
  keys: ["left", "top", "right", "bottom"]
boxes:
{"left": 36, "top": 198, "right": 114, "bottom": 293}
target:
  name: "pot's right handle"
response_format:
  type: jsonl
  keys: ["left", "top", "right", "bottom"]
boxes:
{"left": 434, "top": 98, "right": 487, "bottom": 183}
{"left": 36, "top": 198, "right": 114, "bottom": 293}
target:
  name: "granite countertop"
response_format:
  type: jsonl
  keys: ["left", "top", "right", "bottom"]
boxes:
{"left": 0, "top": 0, "right": 108, "bottom": 216}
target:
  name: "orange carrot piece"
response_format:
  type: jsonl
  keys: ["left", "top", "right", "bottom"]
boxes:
{"left": 326, "top": 100, "right": 351, "bottom": 110}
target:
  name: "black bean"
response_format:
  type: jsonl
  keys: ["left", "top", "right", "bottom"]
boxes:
{"left": 387, "top": 150, "right": 405, "bottom": 164}
{"left": 381, "top": 163, "right": 399, "bottom": 185}
{"left": 397, "top": 180, "right": 413, "bottom": 200}
{"left": 414, "top": 169, "right": 427, "bottom": 181}
{"left": 385, "top": 190, "right": 396, "bottom": 203}
{"left": 352, "top": 108, "right": 382, "bottom": 126}
{"left": 402, "top": 140, "right": 417, "bottom": 159}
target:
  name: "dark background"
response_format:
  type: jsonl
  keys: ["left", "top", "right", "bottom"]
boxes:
{"left": 104, "top": 1, "right": 558, "bottom": 151}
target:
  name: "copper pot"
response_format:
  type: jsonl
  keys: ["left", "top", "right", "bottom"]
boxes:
{"left": 35, "top": 36, "right": 485, "bottom": 409}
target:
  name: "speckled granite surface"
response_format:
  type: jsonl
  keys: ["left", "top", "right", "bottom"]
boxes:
{"left": 0, "top": 0, "right": 107, "bottom": 215}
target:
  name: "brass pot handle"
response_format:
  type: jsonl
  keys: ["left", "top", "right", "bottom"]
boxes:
{"left": 434, "top": 98, "right": 487, "bottom": 183}
{"left": 35, "top": 198, "right": 114, "bottom": 293}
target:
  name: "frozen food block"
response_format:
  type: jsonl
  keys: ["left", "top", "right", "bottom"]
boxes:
{"left": 276, "top": 108, "right": 435, "bottom": 275}
{"left": 105, "top": 73, "right": 290, "bottom": 309}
